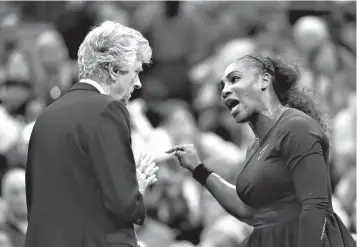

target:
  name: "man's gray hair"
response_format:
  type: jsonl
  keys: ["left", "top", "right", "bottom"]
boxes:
{"left": 77, "top": 21, "right": 152, "bottom": 80}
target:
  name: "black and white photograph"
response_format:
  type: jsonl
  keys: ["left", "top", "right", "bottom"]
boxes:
{"left": 0, "top": 1, "right": 355, "bottom": 247}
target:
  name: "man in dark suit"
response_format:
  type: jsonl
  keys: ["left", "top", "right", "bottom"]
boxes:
{"left": 25, "top": 21, "right": 157, "bottom": 247}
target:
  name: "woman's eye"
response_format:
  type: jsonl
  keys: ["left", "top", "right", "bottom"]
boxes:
{"left": 231, "top": 76, "right": 240, "bottom": 82}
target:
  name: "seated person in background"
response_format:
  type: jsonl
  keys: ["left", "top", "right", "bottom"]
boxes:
{"left": 199, "top": 214, "right": 252, "bottom": 247}
{"left": 0, "top": 168, "right": 27, "bottom": 247}
{"left": 23, "top": 30, "right": 74, "bottom": 104}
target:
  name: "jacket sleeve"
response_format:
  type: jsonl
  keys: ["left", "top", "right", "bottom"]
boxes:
{"left": 88, "top": 100, "right": 145, "bottom": 225}
{"left": 277, "top": 115, "right": 330, "bottom": 247}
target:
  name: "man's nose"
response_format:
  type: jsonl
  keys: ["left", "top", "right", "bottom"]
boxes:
{"left": 134, "top": 78, "right": 142, "bottom": 90}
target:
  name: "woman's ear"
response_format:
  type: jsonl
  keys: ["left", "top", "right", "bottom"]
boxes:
{"left": 261, "top": 73, "right": 271, "bottom": 91}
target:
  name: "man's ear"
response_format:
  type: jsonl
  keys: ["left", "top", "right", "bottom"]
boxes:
{"left": 108, "top": 63, "right": 119, "bottom": 80}
{"left": 261, "top": 73, "right": 271, "bottom": 91}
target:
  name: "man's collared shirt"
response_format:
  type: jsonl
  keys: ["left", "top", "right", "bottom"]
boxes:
{"left": 80, "top": 79, "right": 107, "bottom": 95}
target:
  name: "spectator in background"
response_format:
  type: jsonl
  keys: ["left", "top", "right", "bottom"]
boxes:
{"left": 332, "top": 93, "right": 356, "bottom": 182}
{"left": 331, "top": 195, "right": 351, "bottom": 230}
{"left": 135, "top": 216, "right": 176, "bottom": 247}
{"left": 199, "top": 190, "right": 229, "bottom": 229}
{"left": 54, "top": 1, "right": 96, "bottom": 60}
{"left": 253, "top": 3, "right": 299, "bottom": 60}
{"left": 335, "top": 167, "right": 356, "bottom": 231}
{"left": 0, "top": 168, "right": 27, "bottom": 247}
{"left": 6, "top": 98, "right": 46, "bottom": 170}
{"left": 199, "top": 215, "right": 252, "bottom": 247}
{"left": 2, "top": 49, "right": 32, "bottom": 118}
{"left": 340, "top": 21, "right": 356, "bottom": 55}
{"left": 292, "top": 16, "right": 334, "bottom": 100}
{"left": 0, "top": 48, "right": 32, "bottom": 180}
{"left": 338, "top": 1, "right": 356, "bottom": 55}
{"left": 25, "top": 30, "right": 74, "bottom": 104}
{"left": 149, "top": 160, "right": 202, "bottom": 244}
{"left": 55, "top": 1, "right": 131, "bottom": 61}
{"left": 0, "top": 199, "right": 7, "bottom": 227}
{"left": 133, "top": 1, "right": 208, "bottom": 103}
{"left": 18, "top": 98, "right": 45, "bottom": 166}
{"left": 350, "top": 200, "right": 356, "bottom": 234}
{"left": 0, "top": 48, "right": 44, "bottom": 168}
{"left": 0, "top": 102, "right": 22, "bottom": 191}
{"left": 292, "top": 15, "right": 355, "bottom": 115}
{"left": 94, "top": 2, "right": 130, "bottom": 27}
{"left": 0, "top": 45, "right": 44, "bottom": 170}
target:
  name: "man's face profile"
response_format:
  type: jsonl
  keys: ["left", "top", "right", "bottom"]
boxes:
{"left": 112, "top": 60, "right": 143, "bottom": 105}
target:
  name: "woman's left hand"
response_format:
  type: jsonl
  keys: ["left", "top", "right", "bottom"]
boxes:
{"left": 166, "top": 144, "right": 202, "bottom": 172}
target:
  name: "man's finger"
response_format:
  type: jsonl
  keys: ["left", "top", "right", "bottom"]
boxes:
{"left": 137, "top": 152, "right": 146, "bottom": 164}
{"left": 144, "top": 162, "right": 156, "bottom": 175}
{"left": 150, "top": 177, "right": 158, "bottom": 185}
{"left": 147, "top": 155, "right": 156, "bottom": 166}
{"left": 147, "top": 174, "right": 157, "bottom": 186}
{"left": 137, "top": 154, "right": 151, "bottom": 172}
{"left": 137, "top": 172, "right": 145, "bottom": 184}
{"left": 148, "top": 165, "right": 159, "bottom": 176}
{"left": 136, "top": 153, "right": 146, "bottom": 170}
{"left": 142, "top": 154, "right": 154, "bottom": 170}
{"left": 135, "top": 152, "right": 145, "bottom": 167}
{"left": 148, "top": 178, "right": 158, "bottom": 187}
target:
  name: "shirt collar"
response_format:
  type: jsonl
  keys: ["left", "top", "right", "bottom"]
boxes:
{"left": 79, "top": 79, "right": 107, "bottom": 95}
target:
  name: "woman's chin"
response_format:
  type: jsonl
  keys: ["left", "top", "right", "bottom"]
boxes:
{"left": 233, "top": 113, "right": 249, "bottom": 124}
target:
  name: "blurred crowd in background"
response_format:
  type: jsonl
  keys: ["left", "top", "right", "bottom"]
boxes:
{"left": 0, "top": 1, "right": 355, "bottom": 247}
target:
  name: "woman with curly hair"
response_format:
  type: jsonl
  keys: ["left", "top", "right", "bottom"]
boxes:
{"left": 167, "top": 55, "right": 355, "bottom": 247}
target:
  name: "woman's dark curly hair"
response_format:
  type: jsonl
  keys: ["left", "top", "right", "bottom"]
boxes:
{"left": 239, "top": 54, "right": 331, "bottom": 139}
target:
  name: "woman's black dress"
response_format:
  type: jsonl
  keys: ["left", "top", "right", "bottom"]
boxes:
{"left": 236, "top": 107, "right": 355, "bottom": 247}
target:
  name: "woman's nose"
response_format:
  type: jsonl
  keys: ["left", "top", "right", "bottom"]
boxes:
{"left": 221, "top": 85, "right": 232, "bottom": 99}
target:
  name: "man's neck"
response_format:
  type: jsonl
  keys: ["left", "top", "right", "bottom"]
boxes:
{"left": 80, "top": 78, "right": 109, "bottom": 95}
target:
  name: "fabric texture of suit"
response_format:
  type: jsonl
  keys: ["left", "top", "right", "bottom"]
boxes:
{"left": 25, "top": 82, "right": 145, "bottom": 247}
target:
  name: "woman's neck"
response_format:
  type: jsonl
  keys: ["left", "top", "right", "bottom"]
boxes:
{"left": 249, "top": 102, "right": 282, "bottom": 140}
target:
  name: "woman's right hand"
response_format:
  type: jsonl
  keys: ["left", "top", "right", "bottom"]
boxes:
{"left": 136, "top": 152, "right": 159, "bottom": 194}
{"left": 165, "top": 144, "right": 202, "bottom": 172}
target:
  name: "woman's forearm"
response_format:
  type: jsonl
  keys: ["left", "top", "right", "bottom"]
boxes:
{"left": 205, "top": 173, "right": 255, "bottom": 224}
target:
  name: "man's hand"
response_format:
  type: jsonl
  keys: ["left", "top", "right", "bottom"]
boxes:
{"left": 136, "top": 152, "right": 159, "bottom": 194}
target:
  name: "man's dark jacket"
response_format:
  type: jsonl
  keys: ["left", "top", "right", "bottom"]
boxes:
{"left": 25, "top": 82, "right": 145, "bottom": 247}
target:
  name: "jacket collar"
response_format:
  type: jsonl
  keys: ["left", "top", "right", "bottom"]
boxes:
{"left": 69, "top": 82, "right": 101, "bottom": 94}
